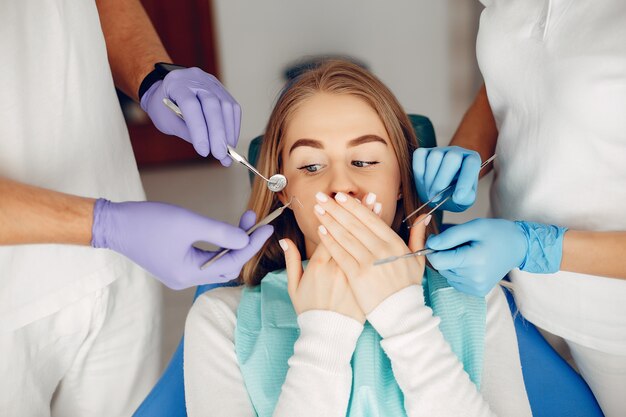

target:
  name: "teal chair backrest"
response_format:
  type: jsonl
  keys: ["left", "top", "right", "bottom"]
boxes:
{"left": 247, "top": 113, "right": 442, "bottom": 227}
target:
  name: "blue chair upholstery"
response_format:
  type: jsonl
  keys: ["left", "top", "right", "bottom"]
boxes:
{"left": 134, "top": 114, "right": 602, "bottom": 417}
{"left": 133, "top": 282, "right": 239, "bottom": 417}
{"left": 503, "top": 289, "right": 603, "bottom": 417}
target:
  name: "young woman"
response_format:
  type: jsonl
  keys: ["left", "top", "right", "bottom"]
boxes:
{"left": 184, "top": 60, "right": 531, "bottom": 417}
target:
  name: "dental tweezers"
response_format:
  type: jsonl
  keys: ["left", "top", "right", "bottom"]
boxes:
{"left": 404, "top": 154, "right": 497, "bottom": 229}
{"left": 200, "top": 200, "right": 293, "bottom": 270}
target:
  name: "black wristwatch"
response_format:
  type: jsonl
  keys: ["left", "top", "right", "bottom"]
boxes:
{"left": 138, "top": 62, "right": 187, "bottom": 100}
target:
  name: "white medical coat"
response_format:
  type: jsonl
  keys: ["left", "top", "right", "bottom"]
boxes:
{"left": 0, "top": 0, "right": 149, "bottom": 330}
{"left": 478, "top": 0, "right": 626, "bottom": 354}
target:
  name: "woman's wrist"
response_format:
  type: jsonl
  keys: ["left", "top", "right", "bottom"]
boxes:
{"left": 296, "top": 310, "right": 363, "bottom": 371}
{"left": 366, "top": 285, "right": 427, "bottom": 339}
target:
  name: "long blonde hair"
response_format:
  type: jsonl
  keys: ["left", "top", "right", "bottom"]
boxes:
{"left": 242, "top": 59, "right": 436, "bottom": 286}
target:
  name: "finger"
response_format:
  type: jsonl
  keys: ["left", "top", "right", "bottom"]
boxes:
{"left": 197, "top": 89, "right": 229, "bottom": 163}
{"left": 315, "top": 203, "right": 373, "bottom": 263}
{"left": 317, "top": 192, "right": 397, "bottom": 248}
{"left": 317, "top": 225, "right": 360, "bottom": 276}
{"left": 170, "top": 88, "right": 210, "bottom": 157}
{"left": 310, "top": 238, "right": 332, "bottom": 263}
{"left": 424, "top": 150, "right": 445, "bottom": 199}
{"left": 412, "top": 148, "right": 429, "bottom": 183}
{"left": 408, "top": 214, "right": 431, "bottom": 252}
{"left": 426, "top": 219, "right": 483, "bottom": 250}
{"left": 426, "top": 244, "right": 473, "bottom": 271}
{"left": 238, "top": 210, "right": 257, "bottom": 230}
{"left": 426, "top": 219, "right": 484, "bottom": 250}
{"left": 281, "top": 238, "right": 303, "bottom": 297}
{"left": 452, "top": 153, "right": 481, "bottom": 205}
{"left": 363, "top": 191, "right": 376, "bottom": 212}
{"left": 210, "top": 79, "right": 239, "bottom": 148}
{"left": 233, "top": 102, "right": 242, "bottom": 147}
{"left": 217, "top": 225, "right": 273, "bottom": 273}
{"left": 429, "top": 151, "right": 462, "bottom": 197}
{"left": 432, "top": 268, "right": 475, "bottom": 293}
{"left": 221, "top": 100, "right": 235, "bottom": 151}
{"left": 195, "top": 217, "right": 250, "bottom": 250}
{"left": 447, "top": 278, "right": 483, "bottom": 297}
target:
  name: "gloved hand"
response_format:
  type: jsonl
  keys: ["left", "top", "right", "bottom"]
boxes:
{"left": 412, "top": 146, "right": 482, "bottom": 212}
{"left": 140, "top": 67, "right": 241, "bottom": 166}
{"left": 425, "top": 218, "right": 567, "bottom": 297}
{"left": 91, "top": 199, "right": 273, "bottom": 290}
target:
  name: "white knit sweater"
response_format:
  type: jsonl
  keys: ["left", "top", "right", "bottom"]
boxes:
{"left": 184, "top": 284, "right": 532, "bottom": 417}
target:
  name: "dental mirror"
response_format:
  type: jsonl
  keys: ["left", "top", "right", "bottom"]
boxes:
{"left": 162, "top": 98, "right": 287, "bottom": 193}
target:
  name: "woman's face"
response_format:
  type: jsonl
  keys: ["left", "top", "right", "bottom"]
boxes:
{"left": 279, "top": 92, "right": 402, "bottom": 257}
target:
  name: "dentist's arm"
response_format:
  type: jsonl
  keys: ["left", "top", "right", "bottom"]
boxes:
{"left": 413, "top": 85, "right": 498, "bottom": 212}
{"left": 0, "top": 177, "right": 95, "bottom": 245}
{"left": 0, "top": 177, "right": 272, "bottom": 289}
{"left": 427, "top": 219, "right": 626, "bottom": 297}
{"left": 448, "top": 84, "right": 498, "bottom": 170}
{"left": 96, "top": 0, "right": 241, "bottom": 164}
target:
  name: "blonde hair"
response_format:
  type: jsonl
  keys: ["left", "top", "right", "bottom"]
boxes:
{"left": 242, "top": 59, "right": 436, "bottom": 286}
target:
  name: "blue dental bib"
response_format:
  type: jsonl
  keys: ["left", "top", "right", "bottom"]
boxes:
{"left": 235, "top": 266, "right": 486, "bottom": 417}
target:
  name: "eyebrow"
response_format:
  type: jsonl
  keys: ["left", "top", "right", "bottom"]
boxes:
{"left": 289, "top": 135, "right": 387, "bottom": 155}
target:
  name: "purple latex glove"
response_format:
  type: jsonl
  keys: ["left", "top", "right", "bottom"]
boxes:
{"left": 91, "top": 199, "right": 273, "bottom": 290}
{"left": 140, "top": 67, "right": 241, "bottom": 166}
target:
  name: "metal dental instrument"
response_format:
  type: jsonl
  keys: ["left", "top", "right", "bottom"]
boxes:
{"left": 200, "top": 199, "right": 294, "bottom": 270}
{"left": 373, "top": 248, "right": 436, "bottom": 266}
{"left": 403, "top": 154, "right": 497, "bottom": 227}
{"left": 375, "top": 154, "right": 498, "bottom": 266}
{"left": 162, "top": 98, "right": 287, "bottom": 192}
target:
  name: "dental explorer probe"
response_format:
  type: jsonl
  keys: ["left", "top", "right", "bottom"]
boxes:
{"left": 162, "top": 98, "right": 287, "bottom": 192}
{"left": 200, "top": 198, "right": 294, "bottom": 270}
{"left": 403, "top": 154, "right": 497, "bottom": 228}
{"left": 373, "top": 248, "right": 436, "bottom": 266}
{"left": 374, "top": 154, "right": 497, "bottom": 266}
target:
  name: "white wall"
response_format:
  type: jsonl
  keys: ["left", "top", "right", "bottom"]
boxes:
{"left": 213, "top": 0, "right": 453, "bottom": 153}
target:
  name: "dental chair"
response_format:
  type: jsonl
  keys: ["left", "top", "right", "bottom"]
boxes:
{"left": 133, "top": 114, "right": 603, "bottom": 417}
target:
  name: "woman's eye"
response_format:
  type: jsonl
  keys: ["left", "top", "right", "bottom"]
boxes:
{"left": 297, "top": 164, "right": 324, "bottom": 173}
{"left": 352, "top": 160, "right": 379, "bottom": 168}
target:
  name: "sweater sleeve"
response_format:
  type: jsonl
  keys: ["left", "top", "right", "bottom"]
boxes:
{"left": 366, "top": 285, "right": 532, "bottom": 417}
{"left": 184, "top": 287, "right": 256, "bottom": 417}
{"left": 273, "top": 310, "right": 363, "bottom": 416}
{"left": 184, "top": 287, "right": 363, "bottom": 417}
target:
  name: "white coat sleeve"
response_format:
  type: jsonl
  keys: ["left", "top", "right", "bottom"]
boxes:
{"left": 183, "top": 287, "right": 364, "bottom": 417}
{"left": 366, "top": 285, "right": 532, "bottom": 417}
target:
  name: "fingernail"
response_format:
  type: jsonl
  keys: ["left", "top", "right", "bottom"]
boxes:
{"left": 314, "top": 204, "right": 325, "bottom": 215}
{"left": 318, "top": 225, "right": 328, "bottom": 235}
{"left": 315, "top": 192, "right": 328, "bottom": 203}
{"left": 454, "top": 187, "right": 468, "bottom": 200}
{"left": 373, "top": 202, "right": 382, "bottom": 215}
{"left": 424, "top": 214, "right": 432, "bottom": 226}
{"left": 279, "top": 239, "right": 288, "bottom": 251}
{"left": 365, "top": 192, "right": 376, "bottom": 205}
{"left": 335, "top": 192, "right": 348, "bottom": 203}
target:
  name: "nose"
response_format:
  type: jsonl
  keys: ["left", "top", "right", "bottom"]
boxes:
{"left": 326, "top": 165, "right": 361, "bottom": 201}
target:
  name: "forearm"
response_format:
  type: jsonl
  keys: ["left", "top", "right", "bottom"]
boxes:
{"left": 368, "top": 286, "right": 497, "bottom": 417}
{"left": 96, "top": 0, "right": 170, "bottom": 101}
{"left": 450, "top": 84, "right": 498, "bottom": 177}
{"left": 274, "top": 310, "right": 362, "bottom": 416}
{"left": 0, "top": 177, "right": 94, "bottom": 246}
{"left": 562, "top": 230, "right": 626, "bottom": 279}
